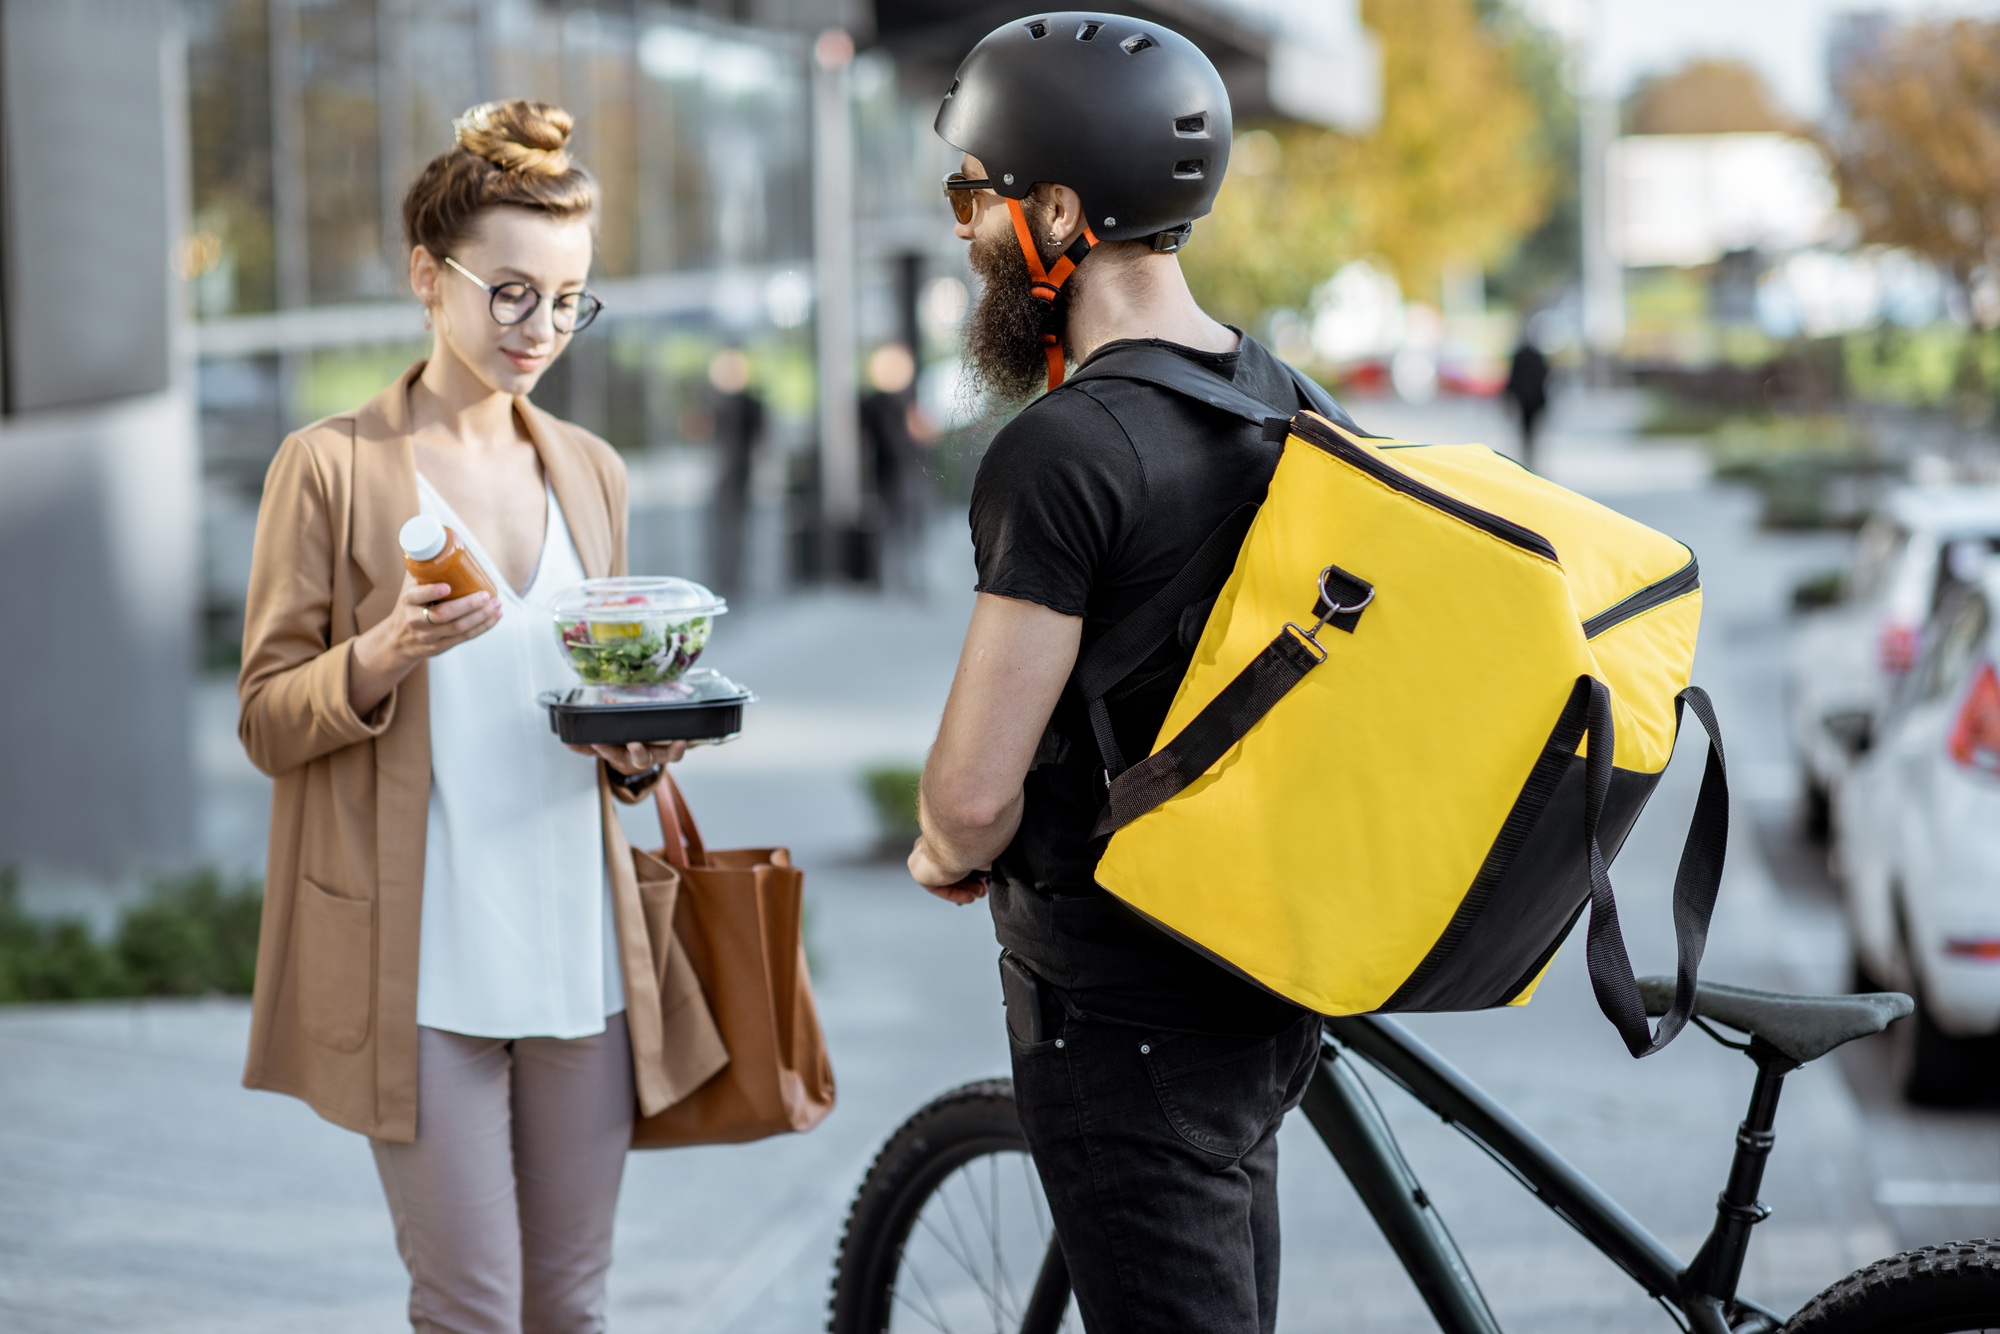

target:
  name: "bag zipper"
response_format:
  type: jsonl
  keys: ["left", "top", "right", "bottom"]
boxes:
{"left": 1581, "top": 556, "right": 1700, "bottom": 639}
{"left": 1291, "top": 415, "right": 1559, "bottom": 562}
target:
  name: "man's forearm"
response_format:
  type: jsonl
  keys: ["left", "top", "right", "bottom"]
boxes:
{"left": 917, "top": 778, "right": 1024, "bottom": 877}
{"left": 911, "top": 593, "right": 1082, "bottom": 888}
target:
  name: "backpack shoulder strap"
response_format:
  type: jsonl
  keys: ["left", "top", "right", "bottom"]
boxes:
{"left": 1280, "top": 362, "right": 1370, "bottom": 436}
{"left": 1067, "top": 342, "right": 1369, "bottom": 436}
{"left": 1072, "top": 502, "right": 1259, "bottom": 779}
{"left": 1060, "top": 345, "right": 1361, "bottom": 782}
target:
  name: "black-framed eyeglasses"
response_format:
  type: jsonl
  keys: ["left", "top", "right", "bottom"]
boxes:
{"left": 943, "top": 173, "right": 999, "bottom": 225}
{"left": 444, "top": 256, "right": 604, "bottom": 333}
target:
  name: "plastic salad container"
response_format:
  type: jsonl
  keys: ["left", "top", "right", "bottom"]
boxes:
{"left": 552, "top": 577, "right": 727, "bottom": 686}
{"left": 540, "top": 670, "right": 755, "bottom": 746}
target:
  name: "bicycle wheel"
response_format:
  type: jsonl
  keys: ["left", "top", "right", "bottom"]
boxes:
{"left": 828, "top": 1079, "right": 1079, "bottom": 1334}
{"left": 1784, "top": 1240, "right": 2000, "bottom": 1333}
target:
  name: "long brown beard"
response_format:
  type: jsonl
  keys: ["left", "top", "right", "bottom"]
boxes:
{"left": 962, "top": 220, "right": 1066, "bottom": 405}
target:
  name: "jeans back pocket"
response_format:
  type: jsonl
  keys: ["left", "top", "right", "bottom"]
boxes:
{"left": 1142, "top": 1029, "right": 1285, "bottom": 1160}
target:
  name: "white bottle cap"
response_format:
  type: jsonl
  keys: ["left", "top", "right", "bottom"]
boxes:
{"left": 399, "top": 514, "right": 447, "bottom": 561}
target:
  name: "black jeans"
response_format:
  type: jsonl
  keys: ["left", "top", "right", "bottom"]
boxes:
{"left": 1009, "top": 994, "right": 1322, "bottom": 1334}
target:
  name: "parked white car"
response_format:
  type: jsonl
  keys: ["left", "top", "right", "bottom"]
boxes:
{"left": 1834, "top": 564, "right": 2000, "bottom": 1103}
{"left": 1788, "top": 487, "right": 2000, "bottom": 838}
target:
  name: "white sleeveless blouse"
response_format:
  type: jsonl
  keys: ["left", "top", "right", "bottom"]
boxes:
{"left": 413, "top": 474, "right": 625, "bottom": 1038}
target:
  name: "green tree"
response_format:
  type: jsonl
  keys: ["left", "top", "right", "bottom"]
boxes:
{"left": 1183, "top": 0, "right": 1555, "bottom": 324}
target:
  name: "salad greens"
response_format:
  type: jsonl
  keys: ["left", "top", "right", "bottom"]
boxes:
{"left": 557, "top": 615, "right": 711, "bottom": 685}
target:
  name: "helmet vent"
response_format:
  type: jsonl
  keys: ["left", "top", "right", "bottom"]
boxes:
{"left": 1025, "top": 20, "right": 1048, "bottom": 39}
{"left": 1076, "top": 20, "right": 1103, "bottom": 41}
{"left": 1120, "top": 34, "right": 1155, "bottom": 54}
{"left": 1174, "top": 114, "right": 1207, "bottom": 136}
{"left": 1173, "top": 158, "right": 1207, "bottom": 179}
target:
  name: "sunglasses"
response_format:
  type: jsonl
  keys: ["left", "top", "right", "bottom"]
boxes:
{"left": 942, "top": 172, "right": 1000, "bottom": 225}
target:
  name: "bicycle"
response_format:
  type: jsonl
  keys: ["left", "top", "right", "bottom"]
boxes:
{"left": 827, "top": 974, "right": 2000, "bottom": 1333}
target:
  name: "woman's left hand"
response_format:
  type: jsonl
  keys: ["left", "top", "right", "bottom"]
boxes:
{"left": 568, "top": 740, "right": 688, "bottom": 774}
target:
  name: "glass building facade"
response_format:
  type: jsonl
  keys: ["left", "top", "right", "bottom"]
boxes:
{"left": 185, "top": 0, "right": 954, "bottom": 659}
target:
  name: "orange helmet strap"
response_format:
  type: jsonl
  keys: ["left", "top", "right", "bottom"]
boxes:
{"left": 1005, "top": 197, "right": 1099, "bottom": 391}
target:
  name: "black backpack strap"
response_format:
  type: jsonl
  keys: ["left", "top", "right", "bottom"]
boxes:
{"left": 1581, "top": 682, "right": 1729, "bottom": 1057}
{"left": 1066, "top": 343, "right": 1369, "bottom": 437}
{"left": 1092, "top": 621, "right": 1330, "bottom": 835}
{"left": 1091, "top": 565, "right": 1375, "bottom": 836}
{"left": 1074, "top": 503, "right": 1259, "bottom": 778}
{"left": 1096, "top": 667, "right": 1730, "bottom": 1062}
{"left": 1279, "top": 361, "right": 1370, "bottom": 436}
{"left": 1061, "top": 344, "right": 1367, "bottom": 783}
{"left": 1067, "top": 343, "right": 1280, "bottom": 425}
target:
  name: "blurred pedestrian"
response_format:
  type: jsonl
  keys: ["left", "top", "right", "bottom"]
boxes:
{"left": 908, "top": 19, "right": 1364, "bottom": 1331}
{"left": 858, "top": 342, "right": 933, "bottom": 593}
{"left": 237, "top": 99, "right": 715, "bottom": 1334}
{"left": 707, "top": 346, "right": 764, "bottom": 599}
{"left": 1504, "top": 330, "right": 1551, "bottom": 472}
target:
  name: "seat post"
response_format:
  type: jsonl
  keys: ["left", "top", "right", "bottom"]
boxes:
{"left": 1681, "top": 1039, "right": 1798, "bottom": 1307}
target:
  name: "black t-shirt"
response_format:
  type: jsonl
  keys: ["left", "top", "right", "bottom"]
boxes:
{"left": 968, "top": 333, "right": 1322, "bottom": 1034}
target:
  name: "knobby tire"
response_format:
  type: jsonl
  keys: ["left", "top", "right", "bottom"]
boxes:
{"left": 1785, "top": 1240, "right": 2000, "bottom": 1333}
{"left": 827, "top": 1079, "right": 1075, "bottom": 1334}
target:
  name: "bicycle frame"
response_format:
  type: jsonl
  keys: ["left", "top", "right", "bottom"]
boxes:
{"left": 1313, "top": 1015, "right": 1790, "bottom": 1334}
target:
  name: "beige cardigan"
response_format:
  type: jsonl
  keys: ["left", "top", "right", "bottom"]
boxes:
{"left": 237, "top": 364, "right": 726, "bottom": 1142}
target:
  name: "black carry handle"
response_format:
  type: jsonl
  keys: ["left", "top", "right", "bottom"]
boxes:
{"left": 1581, "top": 682, "right": 1729, "bottom": 1057}
{"left": 1097, "top": 662, "right": 1731, "bottom": 1060}
{"left": 1092, "top": 568, "right": 1373, "bottom": 837}
{"left": 1064, "top": 343, "right": 1369, "bottom": 785}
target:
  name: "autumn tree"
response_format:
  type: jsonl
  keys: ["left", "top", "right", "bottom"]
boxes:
{"left": 1832, "top": 20, "right": 2000, "bottom": 303}
{"left": 1182, "top": 0, "right": 1555, "bottom": 325}
{"left": 1626, "top": 58, "right": 1793, "bottom": 135}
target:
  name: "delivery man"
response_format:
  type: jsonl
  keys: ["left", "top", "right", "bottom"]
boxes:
{"left": 907, "top": 13, "right": 1362, "bottom": 1330}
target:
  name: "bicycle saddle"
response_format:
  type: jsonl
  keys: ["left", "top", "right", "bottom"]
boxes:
{"left": 1636, "top": 976, "right": 1913, "bottom": 1065}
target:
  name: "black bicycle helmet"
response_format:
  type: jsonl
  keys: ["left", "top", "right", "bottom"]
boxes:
{"left": 935, "top": 12, "right": 1233, "bottom": 249}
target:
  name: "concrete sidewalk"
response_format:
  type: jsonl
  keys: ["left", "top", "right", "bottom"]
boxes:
{"left": 0, "top": 389, "right": 1936, "bottom": 1332}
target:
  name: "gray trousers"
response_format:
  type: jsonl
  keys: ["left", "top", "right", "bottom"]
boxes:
{"left": 371, "top": 1014, "right": 635, "bottom": 1334}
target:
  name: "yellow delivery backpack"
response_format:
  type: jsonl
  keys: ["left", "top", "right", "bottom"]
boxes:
{"left": 1066, "top": 347, "right": 1726, "bottom": 1057}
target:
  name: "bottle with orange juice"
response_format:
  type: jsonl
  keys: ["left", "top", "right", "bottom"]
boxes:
{"left": 398, "top": 515, "right": 499, "bottom": 603}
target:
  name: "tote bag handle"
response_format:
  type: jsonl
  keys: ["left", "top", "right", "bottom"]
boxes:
{"left": 650, "top": 773, "right": 710, "bottom": 870}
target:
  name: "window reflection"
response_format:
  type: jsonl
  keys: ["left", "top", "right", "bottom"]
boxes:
{"left": 184, "top": 0, "right": 947, "bottom": 658}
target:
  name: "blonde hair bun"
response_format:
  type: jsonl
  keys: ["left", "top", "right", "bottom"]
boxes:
{"left": 453, "top": 100, "right": 574, "bottom": 178}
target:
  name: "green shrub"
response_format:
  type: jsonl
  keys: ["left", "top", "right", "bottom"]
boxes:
{"left": 0, "top": 867, "right": 263, "bottom": 1004}
{"left": 117, "top": 871, "right": 263, "bottom": 997}
{"left": 1639, "top": 391, "right": 1732, "bottom": 438}
{"left": 0, "top": 886, "right": 128, "bottom": 1002}
{"left": 859, "top": 764, "right": 923, "bottom": 857}
{"left": 1700, "top": 413, "right": 1892, "bottom": 530}
{"left": 1791, "top": 567, "right": 1849, "bottom": 611}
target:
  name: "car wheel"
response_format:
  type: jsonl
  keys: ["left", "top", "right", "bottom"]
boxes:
{"left": 1804, "top": 775, "right": 1832, "bottom": 843}
{"left": 1898, "top": 986, "right": 1988, "bottom": 1107}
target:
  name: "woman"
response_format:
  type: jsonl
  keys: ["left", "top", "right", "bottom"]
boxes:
{"left": 238, "top": 100, "right": 725, "bottom": 1333}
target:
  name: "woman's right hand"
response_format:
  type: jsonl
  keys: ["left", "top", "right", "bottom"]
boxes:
{"left": 349, "top": 574, "right": 503, "bottom": 715}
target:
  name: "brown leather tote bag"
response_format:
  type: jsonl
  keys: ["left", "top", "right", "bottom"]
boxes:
{"left": 630, "top": 774, "right": 836, "bottom": 1148}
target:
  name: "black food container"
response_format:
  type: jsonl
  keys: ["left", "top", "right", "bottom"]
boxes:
{"left": 541, "top": 671, "right": 754, "bottom": 746}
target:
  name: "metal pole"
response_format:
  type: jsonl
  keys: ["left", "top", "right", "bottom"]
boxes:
{"left": 268, "top": 0, "right": 306, "bottom": 312}
{"left": 375, "top": 0, "right": 410, "bottom": 288}
{"left": 811, "top": 27, "right": 860, "bottom": 571}
{"left": 1578, "top": 0, "right": 1623, "bottom": 374}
